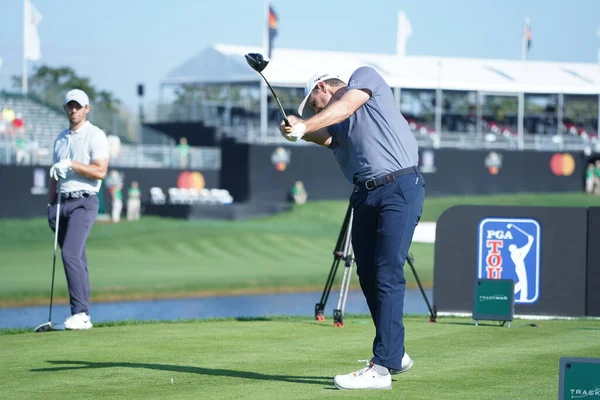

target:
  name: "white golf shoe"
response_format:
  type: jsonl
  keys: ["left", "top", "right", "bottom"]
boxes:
{"left": 333, "top": 360, "right": 392, "bottom": 390}
{"left": 64, "top": 313, "right": 93, "bottom": 330}
{"left": 390, "top": 352, "right": 414, "bottom": 375}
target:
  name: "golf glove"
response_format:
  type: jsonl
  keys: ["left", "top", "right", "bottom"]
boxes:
{"left": 49, "top": 159, "right": 72, "bottom": 181}
{"left": 284, "top": 123, "right": 306, "bottom": 142}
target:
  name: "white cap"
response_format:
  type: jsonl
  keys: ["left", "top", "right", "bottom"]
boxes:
{"left": 64, "top": 89, "right": 89, "bottom": 107}
{"left": 297, "top": 72, "right": 345, "bottom": 119}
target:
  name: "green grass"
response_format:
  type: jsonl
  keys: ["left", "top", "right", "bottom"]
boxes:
{"left": 1, "top": 316, "right": 599, "bottom": 399}
{"left": 0, "top": 192, "right": 597, "bottom": 306}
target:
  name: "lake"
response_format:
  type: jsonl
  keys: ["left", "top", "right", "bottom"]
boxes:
{"left": 0, "top": 288, "right": 434, "bottom": 330}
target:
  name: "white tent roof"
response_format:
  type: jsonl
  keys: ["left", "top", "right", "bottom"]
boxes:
{"left": 162, "top": 44, "right": 600, "bottom": 95}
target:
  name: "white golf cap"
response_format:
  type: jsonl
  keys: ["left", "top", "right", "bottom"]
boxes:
{"left": 297, "top": 72, "right": 345, "bottom": 119}
{"left": 64, "top": 89, "right": 90, "bottom": 106}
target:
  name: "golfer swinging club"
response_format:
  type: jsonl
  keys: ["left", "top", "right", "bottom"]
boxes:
{"left": 507, "top": 224, "right": 534, "bottom": 302}
{"left": 48, "top": 89, "right": 109, "bottom": 330}
{"left": 280, "top": 67, "right": 425, "bottom": 390}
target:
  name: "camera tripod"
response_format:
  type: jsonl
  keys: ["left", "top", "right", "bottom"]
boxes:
{"left": 315, "top": 203, "right": 437, "bottom": 327}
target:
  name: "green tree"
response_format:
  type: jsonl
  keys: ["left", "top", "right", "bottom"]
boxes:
{"left": 12, "top": 65, "right": 101, "bottom": 108}
{"left": 11, "top": 65, "right": 134, "bottom": 140}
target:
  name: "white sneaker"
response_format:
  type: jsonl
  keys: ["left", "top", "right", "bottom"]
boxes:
{"left": 390, "top": 352, "right": 414, "bottom": 375}
{"left": 333, "top": 360, "right": 392, "bottom": 390}
{"left": 64, "top": 313, "right": 93, "bottom": 330}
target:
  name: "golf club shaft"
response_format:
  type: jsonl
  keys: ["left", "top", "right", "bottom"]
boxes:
{"left": 259, "top": 72, "right": 290, "bottom": 126}
{"left": 49, "top": 180, "right": 60, "bottom": 323}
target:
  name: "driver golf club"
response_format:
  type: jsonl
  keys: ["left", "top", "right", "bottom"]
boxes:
{"left": 244, "top": 53, "right": 290, "bottom": 127}
{"left": 34, "top": 180, "right": 61, "bottom": 333}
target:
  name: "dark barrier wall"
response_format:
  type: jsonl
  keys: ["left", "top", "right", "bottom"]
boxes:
{"left": 0, "top": 146, "right": 588, "bottom": 217}
{"left": 586, "top": 208, "right": 600, "bottom": 317}
{"left": 433, "top": 205, "right": 589, "bottom": 317}
{"left": 220, "top": 139, "right": 251, "bottom": 202}
{"left": 418, "top": 148, "right": 585, "bottom": 195}
{"left": 0, "top": 166, "right": 219, "bottom": 219}
{"left": 0, "top": 166, "right": 50, "bottom": 218}
{"left": 220, "top": 142, "right": 586, "bottom": 202}
{"left": 220, "top": 140, "right": 354, "bottom": 203}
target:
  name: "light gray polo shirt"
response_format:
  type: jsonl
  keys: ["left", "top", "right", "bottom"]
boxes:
{"left": 52, "top": 121, "right": 110, "bottom": 193}
{"left": 327, "top": 66, "right": 419, "bottom": 183}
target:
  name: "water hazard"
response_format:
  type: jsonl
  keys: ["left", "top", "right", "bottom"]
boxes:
{"left": 0, "top": 289, "right": 433, "bottom": 330}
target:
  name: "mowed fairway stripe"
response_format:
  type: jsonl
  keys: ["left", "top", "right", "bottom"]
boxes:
{"left": 186, "top": 237, "right": 242, "bottom": 262}
{"left": 233, "top": 233, "right": 327, "bottom": 263}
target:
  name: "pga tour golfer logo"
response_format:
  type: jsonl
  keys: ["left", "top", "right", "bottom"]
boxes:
{"left": 477, "top": 218, "right": 541, "bottom": 304}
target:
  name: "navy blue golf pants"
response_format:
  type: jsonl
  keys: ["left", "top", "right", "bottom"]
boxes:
{"left": 350, "top": 171, "right": 425, "bottom": 371}
{"left": 48, "top": 195, "right": 99, "bottom": 316}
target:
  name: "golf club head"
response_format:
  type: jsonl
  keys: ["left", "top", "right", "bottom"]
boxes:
{"left": 245, "top": 53, "right": 269, "bottom": 73}
{"left": 34, "top": 321, "right": 53, "bottom": 333}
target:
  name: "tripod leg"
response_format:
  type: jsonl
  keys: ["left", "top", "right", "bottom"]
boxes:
{"left": 406, "top": 252, "right": 437, "bottom": 322}
{"left": 334, "top": 245, "right": 354, "bottom": 328}
{"left": 315, "top": 203, "right": 352, "bottom": 320}
{"left": 334, "top": 209, "right": 354, "bottom": 328}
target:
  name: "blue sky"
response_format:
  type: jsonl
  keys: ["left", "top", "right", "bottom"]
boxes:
{"left": 0, "top": 0, "right": 599, "bottom": 112}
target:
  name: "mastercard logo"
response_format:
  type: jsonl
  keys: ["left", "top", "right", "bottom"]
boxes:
{"left": 550, "top": 153, "right": 575, "bottom": 176}
{"left": 177, "top": 171, "right": 205, "bottom": 190}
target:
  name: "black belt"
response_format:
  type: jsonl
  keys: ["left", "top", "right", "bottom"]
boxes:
{"left": 354, "top": 166, "right": 418, "bottom": 192}
{"left": 61, "top": 190, "right": 97, "bottom": 199}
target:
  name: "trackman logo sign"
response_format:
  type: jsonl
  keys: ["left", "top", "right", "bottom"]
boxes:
{"left": 477, "top": 218, "right": 541, "bottom": 304}
{"left": 569, "top": 388, "right": 600, "bottom": 398}
{"left": 478, "top": 294, "right": 509, "bottom": 302}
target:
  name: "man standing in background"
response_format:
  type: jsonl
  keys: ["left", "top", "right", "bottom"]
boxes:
{"left": 110, "top": 179, "right": 123, "bottom": 223}
{"left": 127, "top": 181, "right": 141, "bottom": 221}
{"left": 177, "top": 137, "right": 190, "bottom": 168}
{"left": 48, "top": 88, "right": 109, "bottom": 330}
{"left": 105, "top": 169, "right": 124, "bottom": 223}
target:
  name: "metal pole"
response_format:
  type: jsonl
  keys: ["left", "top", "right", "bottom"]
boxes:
{"left": 521, "top": 17, "right": 530, "bottom": 61}
{"left": 518, "top": 92, "right": 525, "bottom": 150}
{"left": 557, "top": 93, "right": 564, "bottom": 136}
{"left": 476, "top": 92, "right": 483, "bottom": 142}
{"left": 22, "top": 0, "right": 28, "bottom": 95}
{"left": 435, "top": 88, "right": 442, "bottom": 136}
{"left": 435, "top": 61, "right": 442, "bottom": 136}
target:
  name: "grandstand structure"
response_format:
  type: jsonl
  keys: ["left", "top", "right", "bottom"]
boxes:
{"left": 2, "top": 44, "right": 599, "bottom": 169}
{"left": 0, "top": 93, "right": 65, "bottom": 164}
{"left": 0, "top": 92, "right": 220, "bottom": 170}
{"left": 157, "top": 44, "right": 600, "bottom": 152}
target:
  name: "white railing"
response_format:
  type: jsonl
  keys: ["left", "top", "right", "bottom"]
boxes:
{"left": 220, "top": 124, "right": 599, "bottom": 153}
{"left": 1, "top": 129, "right": 597, "bottom": 170}
{"left": 0, "top": 140, "right": 221, "bottom": 170}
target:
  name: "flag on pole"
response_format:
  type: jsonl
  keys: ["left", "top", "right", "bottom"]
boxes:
{"left": 24, "top": 0, "right": 42, "bottom": 61}
{"left": 522, "top": 17, "right": 531, "bottom": 60}
{"left": 267, "top": 5, "right": 278, "bottom": 59}
{"left": 396, "top": 11, "right": 412, "bottom": 57}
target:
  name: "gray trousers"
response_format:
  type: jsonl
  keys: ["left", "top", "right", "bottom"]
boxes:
{"left": 48, "top": 195, "right": 99, "bottom": 316}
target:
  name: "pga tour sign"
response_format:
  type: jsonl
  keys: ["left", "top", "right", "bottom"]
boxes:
{"left": 477, "top": 218, "right": 541, "bottom": 304}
